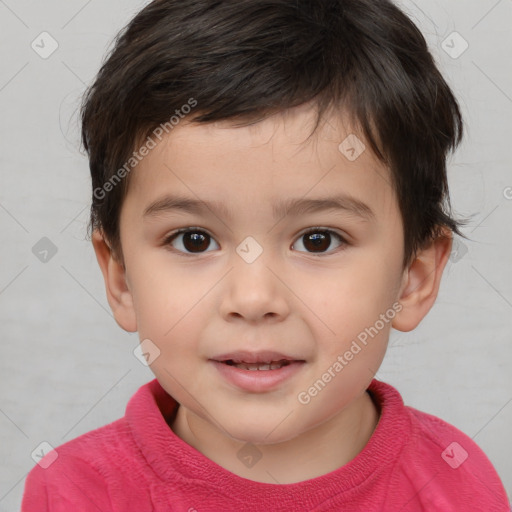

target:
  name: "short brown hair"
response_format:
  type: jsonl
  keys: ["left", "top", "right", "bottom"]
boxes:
{"left": 81, "top": 0, "right": 468, "bottom": 268}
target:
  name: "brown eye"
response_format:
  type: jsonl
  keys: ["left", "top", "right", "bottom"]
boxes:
{"left": 165, "top": 229, "right": 219, "bottom": 254}
{"left": 292, "top": 229, "right": 346, "bottom": 254}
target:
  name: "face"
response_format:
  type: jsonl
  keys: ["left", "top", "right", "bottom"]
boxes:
{"left": 117, "top": 104, "right": 408, "bottom": 445}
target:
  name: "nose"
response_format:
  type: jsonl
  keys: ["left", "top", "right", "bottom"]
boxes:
{"left": 219, "top": 247, "right": 290, "bottom": 324}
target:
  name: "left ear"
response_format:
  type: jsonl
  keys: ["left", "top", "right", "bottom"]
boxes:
{"left": 392, "top": 229, "right": 453, "bottom": 332}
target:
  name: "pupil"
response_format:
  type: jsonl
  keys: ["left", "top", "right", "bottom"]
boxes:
{"left": 305, "top": 232, "right": 329, "bottom": 252}
{"left": 184, "top": 232, "right": 209, "bottom": 252}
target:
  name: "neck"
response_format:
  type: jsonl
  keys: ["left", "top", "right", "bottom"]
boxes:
{"left": 170, "top": 390, "right": 380, "bottom": 484}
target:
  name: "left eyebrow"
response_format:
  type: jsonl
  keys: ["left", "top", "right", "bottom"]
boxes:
{"left": 143, "top": 193, "right": 376, "bottom": 223}
{"left": 273, "top": 194, "right": 375, "bottom": 222}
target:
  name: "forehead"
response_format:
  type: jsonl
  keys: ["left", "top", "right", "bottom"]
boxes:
{"left": 124, "top": 106, "right": 399, "bottom": 225}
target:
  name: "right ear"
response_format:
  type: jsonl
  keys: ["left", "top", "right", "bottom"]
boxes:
{"left": 91, "top": 230, "right": 137, "bottom": 332}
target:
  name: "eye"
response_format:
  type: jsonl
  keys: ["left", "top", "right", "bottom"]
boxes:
{"left": 292, "top": 228, "right": 347, "bottom": 255}
{"left": 163, "top": 228, "right": 220, "bottom": 255}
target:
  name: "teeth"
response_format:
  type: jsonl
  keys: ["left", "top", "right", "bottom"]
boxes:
{"left": 230, "top": 360, "right": 288, "bottom": 371}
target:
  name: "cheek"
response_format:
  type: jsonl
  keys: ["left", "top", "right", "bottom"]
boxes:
{"left": 302, "top": 252, "right": 401, "bottom": 359}
{"left": 126, "top": 252, "right": 210, "bottom": 341}
{"left": 314, "top": 254, "right": 399, "bottom": 316}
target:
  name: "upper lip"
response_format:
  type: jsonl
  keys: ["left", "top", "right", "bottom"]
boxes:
{"left": 211, "top": 350, "right": 304, "bottom": 364}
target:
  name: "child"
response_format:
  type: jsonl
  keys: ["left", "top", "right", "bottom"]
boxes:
{"left": 21, "top": 0, "right": 510, "bottom": 510}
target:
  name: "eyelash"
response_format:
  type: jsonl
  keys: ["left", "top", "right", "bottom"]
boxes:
{"left": 162, "top": 227, "right": 349, "bottom": 257}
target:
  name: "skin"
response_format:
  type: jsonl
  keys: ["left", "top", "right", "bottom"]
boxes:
{"left": 93, "top": 103, "right": 452, "bottom": 484}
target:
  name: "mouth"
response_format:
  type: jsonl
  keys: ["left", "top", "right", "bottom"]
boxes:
{"left": 221, "top": 359, "right": 293, "bottom": 371}
{"left": 210, "top": 350, "right": 306, "bottom": 391}
{"left": 212, "top": 350, "right": 305, "bottom": 370}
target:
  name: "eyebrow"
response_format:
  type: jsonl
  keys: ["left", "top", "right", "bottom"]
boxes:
{"left": 143, "top": 193, "right": 376, "bottom": 222}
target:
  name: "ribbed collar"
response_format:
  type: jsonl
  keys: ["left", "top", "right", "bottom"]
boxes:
{"left": 126, "top": 377, "right": 410, "bottom": 502}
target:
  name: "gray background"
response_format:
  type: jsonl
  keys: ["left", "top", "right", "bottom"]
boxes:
{"left": 1, "top": 0, "right": 511, "bottom": 509}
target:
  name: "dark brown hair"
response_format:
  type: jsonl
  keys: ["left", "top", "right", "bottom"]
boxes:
{"left": 81, "top": 0, "right": 468, "bottom": 268}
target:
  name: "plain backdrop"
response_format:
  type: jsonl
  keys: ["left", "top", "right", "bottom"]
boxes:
{"left": 1, "top": 0, "right": 511, "bottom": 510}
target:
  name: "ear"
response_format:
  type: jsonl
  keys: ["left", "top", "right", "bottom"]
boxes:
{"left": 392, "top": 229, "right": 453, "bottom": 332}
{"left": 92, "top": 230, "right": 137, "bottom": 332}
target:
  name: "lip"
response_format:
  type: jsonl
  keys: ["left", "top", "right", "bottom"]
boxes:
{"left": 210, "top": 359, "right": 305, "bottom": 393}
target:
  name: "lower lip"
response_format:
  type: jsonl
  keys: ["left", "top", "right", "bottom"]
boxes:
{"left": 210, "top": 360, "right": 305, "bottom": 392}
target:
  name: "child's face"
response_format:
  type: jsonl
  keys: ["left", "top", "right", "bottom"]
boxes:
{"left": 114, "top": 105, "right": 410, "bottom": 444}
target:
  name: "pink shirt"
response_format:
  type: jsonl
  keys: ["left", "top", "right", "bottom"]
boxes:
{"left": 22, "top": 378, "right": 510, "bottom": 511}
